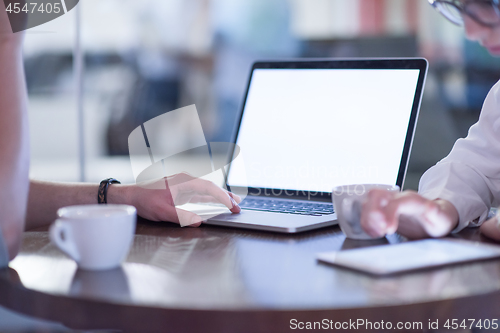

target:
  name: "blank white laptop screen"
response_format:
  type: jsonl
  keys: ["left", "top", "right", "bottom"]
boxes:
{"left": 227, "top": 68, "right": 421, "bottom": 193}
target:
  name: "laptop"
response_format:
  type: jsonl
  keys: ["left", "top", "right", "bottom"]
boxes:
{"left": 205, "top": 58, "right": 428, "bottom": 233}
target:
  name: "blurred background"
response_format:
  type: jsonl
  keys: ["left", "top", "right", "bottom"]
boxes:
{"left": 25, "top": 0, "right": 500, "bottom": 190}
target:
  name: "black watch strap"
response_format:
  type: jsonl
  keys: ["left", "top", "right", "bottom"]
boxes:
{"left": 98, "top": 178, "right": 121, "bottom": 204}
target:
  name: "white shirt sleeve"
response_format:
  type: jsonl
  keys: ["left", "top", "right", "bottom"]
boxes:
{"left": 419, "top": 80, "right": 500, "bottom": 233}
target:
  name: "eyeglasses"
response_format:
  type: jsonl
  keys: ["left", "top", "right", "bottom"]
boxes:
{"left": 428, "top": 0, "right": 500, "bottom": 27}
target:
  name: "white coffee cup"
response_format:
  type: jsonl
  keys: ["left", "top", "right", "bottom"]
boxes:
{"left": 49, "top": 204, "right": 137, "bottom": 270}
{"left": 332, "top": 184, "right": 400, "bottom": 240}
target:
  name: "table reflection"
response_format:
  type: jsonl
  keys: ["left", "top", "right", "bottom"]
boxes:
{"left": 3, "top": 228, "right": 500, "bottom": 313}
{"left": 70, "top": 267, "right": 130, "bottom": 303}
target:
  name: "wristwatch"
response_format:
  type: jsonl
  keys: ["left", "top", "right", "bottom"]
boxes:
{"left": 97, "top": 178, "right": 121, "bottom": 204}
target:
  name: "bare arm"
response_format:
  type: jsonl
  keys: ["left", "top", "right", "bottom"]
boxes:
{"left": 0, "top": 7, "right": 29, "bottom": 259}
{"left": 27, "top": 175, "right": 241, "bottom": 230}
{"left": 26, "top": 180, "right": 98, "bottom": 230}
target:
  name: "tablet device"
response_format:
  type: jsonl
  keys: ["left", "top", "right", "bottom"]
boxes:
{"left": 317, "top": 239, "right": 500, "bottom": 276}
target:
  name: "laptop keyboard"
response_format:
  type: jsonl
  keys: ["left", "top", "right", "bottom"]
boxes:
{"left": 239, "top": 198, "right": 334, "bottom": 216}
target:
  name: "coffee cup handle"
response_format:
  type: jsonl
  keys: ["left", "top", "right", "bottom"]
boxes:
{"left": 49, "top": 219, "right": 80, "bottom": 262}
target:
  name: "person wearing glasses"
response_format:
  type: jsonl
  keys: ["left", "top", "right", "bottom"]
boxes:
{"left": 361, "top": 0, "right": 500, "bottom": 241}
{"left": 0, "top": 3, "right": 241, "bottom": 267}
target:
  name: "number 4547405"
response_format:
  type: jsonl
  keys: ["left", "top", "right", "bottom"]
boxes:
{"left": 5, "top": 2, "right": 61, "bottom": 14}
{"left": 444, "top": 319, "right": 498, "bottom": 330}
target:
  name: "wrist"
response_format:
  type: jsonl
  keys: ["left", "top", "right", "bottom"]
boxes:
{"left": 106, "top": 184, "right": 132, "bottom": 206}
{"left": 434, "top": 199, "right": 459, "bottom": 230}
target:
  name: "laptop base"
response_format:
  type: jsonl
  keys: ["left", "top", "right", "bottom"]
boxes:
{"left": 206, "top": 210, "right": 337, "bottom": 233}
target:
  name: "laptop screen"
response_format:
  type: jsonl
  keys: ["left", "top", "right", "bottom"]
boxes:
{"left": 227, "top": 60, "right": 426, "bottom": 195}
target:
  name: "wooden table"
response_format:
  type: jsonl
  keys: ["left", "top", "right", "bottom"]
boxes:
{"left": 1, "top": 220, "right": 500, "bottom": 332}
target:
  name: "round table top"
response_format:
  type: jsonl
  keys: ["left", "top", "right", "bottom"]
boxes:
{"left": 2, "top": 220, "right": 500, "bottom": 332}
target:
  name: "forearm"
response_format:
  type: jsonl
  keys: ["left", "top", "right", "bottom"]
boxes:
{"left": 0, "top": 41, "right": 29, "bottom": 259}
{"left": 26, "top": 180, "right": 130, "bottom": 230}
{"left": 27, "top": 176, "right": 241, "bottom": 230}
